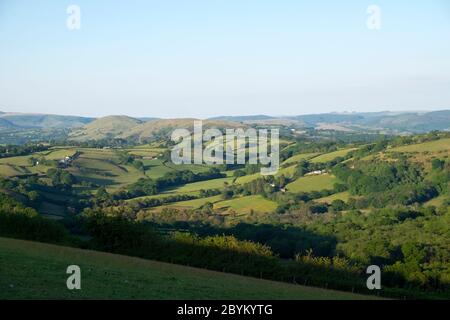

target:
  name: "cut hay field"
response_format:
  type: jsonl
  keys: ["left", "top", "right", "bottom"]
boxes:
{"left": 0, "top": 237, "right": 373, "bottom": 300}
{"left": 234, "top": 164, "right": 298, "bottom": 185}
{"left": 163, "top": 177, "right": 235, "bottom": 194}
{"left": 317, "top": 191, "right": 351, "bottom": 204}
{"left": 0, "top": 155, "right": 31, "bottom": 167}
{"left": 0, "top": 164, "right": 25, "bottom": 177}
{"left": 147, "top": 195, "right": 277, "bottom": 215}
{"left": 150, "top": 195, "right": 223, "bottom": 211}
{"left": 389, "top": 138, "right": 450, "bottom": 153}
{"left": 235, "top": 172, "right": 261, "bottom": 184}
{"left": 36, "top": 148, "right": 78, "bottom": 160}
{"left": 283, "top": 153, "right": 319, "bottom": 165}
{"left": 310, "top": 148, "right": 357, "bottom": 163}
{"left": 163, "top": 161, "right": 213, "bottom": 174}
{"left": 286, "top": 174, "right": 337, "bottom": 193}
{"left": 125, "top": 146, "right": 165, "bottom": 158}
{"left": 141, "top": 159, "right": 214, "bottom": 179}
{"left": 142, "top": 159, "right": 174, "bottom": 179}
{"left": 213, "top": 195, "right": 278, "bottom": 214}
{"left": 0, "top": 157, "right": 37, "bottom": 177}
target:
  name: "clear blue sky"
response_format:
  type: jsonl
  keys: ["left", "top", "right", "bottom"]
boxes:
{"left": 1, "top": 0, "right": 450, "bottom": 118}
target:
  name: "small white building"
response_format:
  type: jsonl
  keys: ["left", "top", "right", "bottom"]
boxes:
{"left": 305, "top": 170, "right": 327, "bottom": 176}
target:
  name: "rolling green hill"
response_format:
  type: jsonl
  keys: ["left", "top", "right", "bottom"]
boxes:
{"left": 0, "top": 113, "right": 93, "bottom": 128}
{"left": 69, "top": 116, "right": 143, "bottom": 141}
{"left": 0, "top": 237, "right": 373, "bottom": 300}
{"left": 119, "top": 118, "right": 248, "bottom": 142}
{"left": 0, "top": 118, "right": 16, "bottom": 129}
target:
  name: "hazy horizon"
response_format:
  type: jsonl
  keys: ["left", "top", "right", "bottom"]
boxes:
{"left": 1, "top": 0, "right": 450, "bottom": 118}
{"left": 2, "top": 108, "right": 450, "bottom": 120}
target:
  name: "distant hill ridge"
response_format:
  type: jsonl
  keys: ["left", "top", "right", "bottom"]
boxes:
{"left": 0, "top": 112, "right": 94, "bottom": 129}
{"left": 0, "top": 118, "right": 16, "bottom": 129}
{"left": 0, "top": 110, "right": 449, "bottom": 140}
{"left": 69, "top": 115, "right": 143, "bottom": 141}
{"left": 118, "top": 118, "right": 249, "bottom": 142}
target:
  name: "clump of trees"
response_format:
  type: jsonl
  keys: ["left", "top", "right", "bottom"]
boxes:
{"left": 0, "top": 194, "right": 68, "bottom": 243}
{"left": 0, "top": 144, "right": 49, "bottom": 159}
{"left": 47, "top": 168, "right": 77, "bottom": 189}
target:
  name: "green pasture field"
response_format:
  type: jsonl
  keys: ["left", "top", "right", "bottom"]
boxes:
{"left": 389, "top": 138, "right": 450, "bottom": 153}
{"left": 310, "top": 148, "right": 357, "bottom": 163}
{"left": 286, "top": 174, "right": 337, "bottom": 193}
{"left": 316, "top": 191, "right": 351, "bottom": 204}
{"left": 234, "top": 164, "right": 298, "bottom": 185}
{"left": 0, "top": 237, "right": 373, "bottom": 300}
{"left": 165, "top": 195, "right": 223, "bottom": 208}
{"left": 163, "top": 177, "right": 235, "bottom": 194}
{"left": 213, "top": 195, "right": 278, "bottom": 214}
{"left": 283, "top": 153, "right": 320, "bottom": 165}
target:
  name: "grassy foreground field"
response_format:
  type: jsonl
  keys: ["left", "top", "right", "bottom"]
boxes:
{"left": 0, "top": 237, "right": 374, "bottom": 300}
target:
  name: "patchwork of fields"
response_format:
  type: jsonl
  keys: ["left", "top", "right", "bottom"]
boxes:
{"left": 1, "top": 132, "right": 450, "bottom": 300}
{"left": 147, "top": 194, "right": 278, "bottom": 216}
{"left": 1, "top": 137, "right": 449, "bottom": 216}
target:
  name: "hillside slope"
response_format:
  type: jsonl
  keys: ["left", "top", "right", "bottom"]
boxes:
{"left": 0, "top": 118, "right": 16, "bottom": 129}
{"left": 119, "top": 118, "right": 248, "bottom": 142}
{"left": 69, "top": 116, "right": 143, "bottom": 141}
{"left": 0, "top": 113, "right": 93, "bottom": 128}
{"left": 0, "top": 237, "right": 374, "bottom": 300}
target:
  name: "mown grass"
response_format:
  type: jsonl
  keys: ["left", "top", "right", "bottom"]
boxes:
{"left": 36, "top": 148, "right": 78, "bottom": 160}
{"left": 234, "top": 164, "right": 298, "bottom": 185}
{"left": 310, "top": 148, "right": 357, "bottom": 163}
{"left": 213, "top": 195, "right": 278, "bottom": 214}
{"left": 163, "top": 177, "right": 235, "bottom": 194}
{"left": 0, "top": 164, "right": 24, "bottom": 177}
{"left": 286, "top": 174, "right": 337, "bottom": 193}
{"left": 166, "top": 195, "right": 223, "bottom": 208}
{"left": 0, "top": 155, "right": 33, "bottom": 167}
{"left": 283, "top": 153, "right": 319, "bottom": 165}
{"left": 0, "top": 237, "right": 373, "bottom": 300}
{"left": 316, "top": 191, "right": 351, "bottom": 204}
{"left": 142, "top": 159, "right": 174, "bottom": 179}
{"left": 149, "top": 195, "right": 278, "bottom": 215}
{"left": 389, "top": 138, "right": 450, "bottom": 153}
